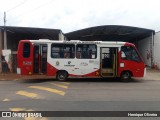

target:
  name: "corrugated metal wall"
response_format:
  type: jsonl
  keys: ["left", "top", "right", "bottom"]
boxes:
{"left": 137, "top": 36, "right": 152, "bottom": 67}
{"left": 154, "top": 32, "right": 160, "bottom": 69}
{"left": 0, "top": 30, "right": 3, "bottom": 73}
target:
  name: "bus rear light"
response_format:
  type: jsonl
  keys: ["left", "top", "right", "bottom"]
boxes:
{"left": 29, "top": 72, "right": 32, "bottom": 75}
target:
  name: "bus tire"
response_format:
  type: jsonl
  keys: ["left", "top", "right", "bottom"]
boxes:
{"left": 120, "top": 71, "right": 131, "bottom": 82}
{"left": 56, "top": 71, "right": 68, "bottom": 81}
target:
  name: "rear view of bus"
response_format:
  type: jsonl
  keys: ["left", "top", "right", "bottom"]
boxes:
{"left": 17, "top": 40, "right": 48, "bottom": 75}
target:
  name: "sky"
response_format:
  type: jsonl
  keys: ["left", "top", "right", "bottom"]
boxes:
{"left": 0, "top": 0, "right": 160, "bottom": 33}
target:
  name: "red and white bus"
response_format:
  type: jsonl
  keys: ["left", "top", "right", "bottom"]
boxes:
{"left": 17, "top": 39, "right": 146, "bottom": 81}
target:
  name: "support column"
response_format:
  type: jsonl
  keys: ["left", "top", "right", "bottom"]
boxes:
{"left": 58, "top": 31, "right": 65, "bottom": 41}
{"left": 151, "top": 32, "right": 155, "bottom": 67}
{"left": 0, "top": 30, "right": 2, "bottom": 73}
{"left": 4, "top": 30, "right": 7, "bottom": 49}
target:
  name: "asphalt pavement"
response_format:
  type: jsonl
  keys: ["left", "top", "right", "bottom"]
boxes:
{"left": 0, "top": 69, "right": 160, "bottom": 120}
{"left": 0, "top": 78, "right": 160, "bottom": 120}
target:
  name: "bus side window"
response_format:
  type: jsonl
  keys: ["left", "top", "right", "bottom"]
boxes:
{"left": 51, "top": 44, "right": 75, "bottom": 59}
{"left": 76, "top": 52, "right": 81, "bottom": 58}
{"left": 76, "top": 44, "right": 97, "bottom": 59}
{"left": 64, "top": 52, "right": 70, "bottom": 58}
{"left": 23, "top": 43, "right": 30, "bottom": 58}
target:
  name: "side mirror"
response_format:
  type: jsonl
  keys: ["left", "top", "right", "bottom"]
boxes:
{"left": 121, "top": 51, "right": 126, "bottom": 58}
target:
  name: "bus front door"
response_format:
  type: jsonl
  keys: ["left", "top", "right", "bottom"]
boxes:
{"left": 100, "top": 47, "right": 117, "bottom": 77}
{"left": 33, "top": 44, "right": 47, "bottom": 74}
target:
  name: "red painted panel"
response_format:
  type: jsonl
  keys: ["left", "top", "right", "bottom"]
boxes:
{"left": 17, "top": 40, "right": 33, "bottom": 75}
{"left": 47, "top": 63, "right": 58, "bottom": 76}
{"left": 118, "top": 43, "right": 145, "bottom": 77}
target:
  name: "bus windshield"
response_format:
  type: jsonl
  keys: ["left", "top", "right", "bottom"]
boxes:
{"left": 121, "top": 46, "right": 141, "bottom": 62}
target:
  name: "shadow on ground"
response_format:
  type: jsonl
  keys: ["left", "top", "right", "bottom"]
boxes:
{"left": 19, "top": 77, "right": 143, "bottom": 84}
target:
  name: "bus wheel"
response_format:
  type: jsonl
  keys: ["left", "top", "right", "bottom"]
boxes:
{"left": 56, "top": 71, "right": 68, "bottom": 81}
{"left": 120, "top": 71, "right": 131, "bottom": 82}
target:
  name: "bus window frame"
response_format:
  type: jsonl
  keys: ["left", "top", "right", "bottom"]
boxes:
{"left": 121, "top": 46, "right": 142, "bottom": 62}
{"left": 76, "top": 44, "right": 97, "bottom": 59}
{"left": 23, "top": 42, "right": 31, "bottom": 58}
{"left": 51, "top": 43, "right": 75, "bottom": 59}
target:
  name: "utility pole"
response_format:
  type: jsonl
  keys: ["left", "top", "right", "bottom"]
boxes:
{"left": 3, "top": 11, "right": 7, "bottom": 49}
{"left": 4, "top": 12, "right": 6, "bottom": 26}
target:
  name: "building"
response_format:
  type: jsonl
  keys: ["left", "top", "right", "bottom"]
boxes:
{"left": 65, "top": 25, "right": 155, "bottom": 67}
{"left": 0, "top": 26, "right": 66, "bottom": 73}
{"left": 0, "top": 25, "right": 157, "bottom": 73}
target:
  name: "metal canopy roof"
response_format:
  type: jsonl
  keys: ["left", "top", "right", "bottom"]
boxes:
{"left": 65, "top": 25, "right": 155, "bottom": 42}
{"left": 0, "top": 26, "right": 61, "bottom": 40}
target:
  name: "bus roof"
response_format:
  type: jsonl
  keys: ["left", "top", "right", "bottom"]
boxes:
{"left": 21, "top": 39, "right": 133, "bottom": 46}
